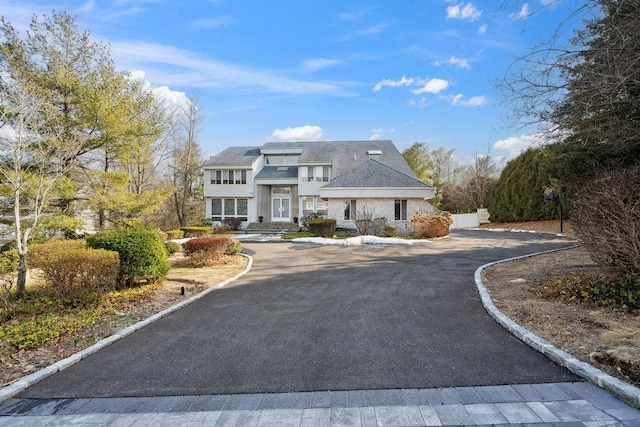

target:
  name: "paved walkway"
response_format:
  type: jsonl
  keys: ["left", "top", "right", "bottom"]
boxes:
{"left": 2, "top": 382, "right": 640, "bottom": 426}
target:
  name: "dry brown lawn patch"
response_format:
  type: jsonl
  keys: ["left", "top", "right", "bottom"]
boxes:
{"left": 482, "top": 246, "right": 640, "bottom": 386}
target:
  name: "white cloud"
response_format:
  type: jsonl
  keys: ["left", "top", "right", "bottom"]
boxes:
{"left": 302, "top": 58, "right": 343, "bottom": 72}
{"left": 335, "top": 21, "right": 394, "bottom": 42}
{"left": 373, "top": 75, "right": 415, "bottom": 92}
{"left": 110, "top": 41, "right": 349, "bottom": 96}
{"left": 444, "top": 93, "right": 488, "bottom": 107}
{"left": 271, "top": 125, "right": 325, "bottom": 142}
{"left": 446, "top": 2, "right": 482, "bottom": 22}
{"left": 368, "top": 127, "right": 395, "bottom": 140}
{"left": 477, "top": 23, "right": 488, "bottom": 34}
{"left": 129, "top": 70, "right": 191, "bottom": 114}
{"left": 513, "top": 3, "right": 530, "bottom": 19}
{"left": 189, "top": 16, "right": 237, "bottom": 29}
{"left": 493, "top": 132, "right": 546, "bottom": 157}
{"left": 409, "top": 97, "right": 428, "bottom": 108}
{"left": 412, "top": 78, "right": 449, "bottom": 95}
{"left": 435, "top": 56, "right": 470, "bottom": 69}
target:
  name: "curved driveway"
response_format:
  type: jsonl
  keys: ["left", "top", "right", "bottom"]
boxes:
{"left": 20, "top": 230, "right": 579, "bottom": 399}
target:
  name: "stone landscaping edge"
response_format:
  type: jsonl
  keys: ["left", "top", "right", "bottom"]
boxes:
{"left": 0, "top": 253, "right": 254, "bottom": 404}
{"left": 474, "top": 246, "right": 640, "bottom": 409}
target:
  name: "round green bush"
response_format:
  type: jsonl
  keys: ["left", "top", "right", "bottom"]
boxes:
{"left": 86, "top": 229, "right": 170, "bottom": 288}
{"left": 165, "top": 241, "right": 181, "bottom": 254}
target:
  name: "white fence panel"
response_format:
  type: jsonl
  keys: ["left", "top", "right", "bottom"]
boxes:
{"left": 450, "top": 212, "right": 480, "bottom": 229}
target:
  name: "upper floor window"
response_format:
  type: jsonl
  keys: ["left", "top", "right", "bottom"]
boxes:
{"left": 322, "top": 166, "right": 330, "bottom": 182}
{"left": 210, "top": 170, "right": 247, "bottom": 185}
{"left": 306, "top": 167, "right": 314, "bottom": 182}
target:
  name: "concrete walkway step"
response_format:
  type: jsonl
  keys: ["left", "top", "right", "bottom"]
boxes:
{"left": 1, "top": 382, "right": 639, "bottom": 426}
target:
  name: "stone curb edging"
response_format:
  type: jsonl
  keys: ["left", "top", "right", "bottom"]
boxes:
{"left": 475, "top": 246, "right": 640, "bottom": 409}
{"left": 0, "top": 253, "right": 254, "bottom": 404}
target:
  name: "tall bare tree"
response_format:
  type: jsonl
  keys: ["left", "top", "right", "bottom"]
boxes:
{"left": 167, "top": 96, "right": 203, "bottom": 227}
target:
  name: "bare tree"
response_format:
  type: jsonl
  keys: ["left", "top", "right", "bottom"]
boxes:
{"left": 0, "top": 75, "right": 83, "bottom": 296}
{"left": 167, "top": 96, "right": 203, "bottom": 227}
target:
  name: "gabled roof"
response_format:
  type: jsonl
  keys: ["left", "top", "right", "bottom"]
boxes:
{"left": 323, "top": 159, "right": 433, "bottom": 189}
{"left": 255, "top": 166, "right": 299, "bottom": 179}
{"left": 202, "top": 147, "right": 261, "bottom": 167}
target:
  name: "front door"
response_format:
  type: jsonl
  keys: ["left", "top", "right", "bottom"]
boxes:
{"left": 271, "top": 187, "right": 291, "bottom": 222}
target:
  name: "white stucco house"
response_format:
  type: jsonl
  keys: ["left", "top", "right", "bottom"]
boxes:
{"left": 202, "top": 140, "right": 436, "bottom": 231}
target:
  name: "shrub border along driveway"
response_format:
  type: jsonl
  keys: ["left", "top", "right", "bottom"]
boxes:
{"left": 475, "top": 245, "right": 640, "bottom": 408}
{"left": 0, "top": 254, "right": 254, "bottom": 404}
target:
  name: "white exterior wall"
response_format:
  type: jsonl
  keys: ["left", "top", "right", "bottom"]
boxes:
{"left": 328, "top": 197, "right": 436, "bottom": 234}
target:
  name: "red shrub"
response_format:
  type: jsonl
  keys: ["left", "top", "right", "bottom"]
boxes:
{"left": 184, "top": 236, "right": 231, "bottom": 267}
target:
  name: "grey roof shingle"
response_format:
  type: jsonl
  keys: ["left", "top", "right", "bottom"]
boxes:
{"left": 296, "top": 140, "right": 415, "bottom": 179}
{"left": 323, "top": 159, "right": 432, "bottom": 188}
{"left": 202, "top": 147, "right": 262, "bottom": 167}
{"left": 255, "top": 166, "right": 299, "bottom": 179}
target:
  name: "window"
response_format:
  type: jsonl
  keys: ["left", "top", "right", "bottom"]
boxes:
{"left": 344, "top": 199, "right": 357, "bottom": 220}
{"left": 211, "top": 170, "right": 222, "bottom": 185}
{"left": 317, "top": 198, "right": 328, "bottom": 216}
{"left": 213, "top": 170, "right": 246, "bottom": 185}
{"left": 235, "top": 170, "right": 245, "bottom": 184}
{"left": 395, "top": 199, "right": 408, "bottom": 221}
{"left": 211, "top": 198, "right": 222, "bottom": 221}
{"left": 306, "top": 167, "right": 314, "bottom": 182}
{"left": 237, "top": 198, "right": 248, "bottom": 220}
{"left": 302, "top": 196, "right": 314, "bottom": 216}
{"left": 212, "top": 198, "right": 248, "bottom": 221}
{"left": 322, "top": 166, "right": 330, "bottom": 182}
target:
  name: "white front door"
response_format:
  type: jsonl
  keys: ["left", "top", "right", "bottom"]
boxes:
{"left": 271, "top": 187, "right": 291, "bottom": 222}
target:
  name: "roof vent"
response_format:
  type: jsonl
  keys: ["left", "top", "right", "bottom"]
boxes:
{"left": 367, "top": 150, "right": 382, "bottom": 156}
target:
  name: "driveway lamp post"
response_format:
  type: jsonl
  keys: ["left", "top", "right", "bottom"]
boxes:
{"left": 543, "top": 187, "right": 563, "bottom": 233}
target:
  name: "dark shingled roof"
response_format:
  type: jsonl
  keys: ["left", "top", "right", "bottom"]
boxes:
{"left": 202, "top": 147, "right": 262, "bottom": 167}
{"left": 323, "top": 159, "right": 432, "bottom": 188}
{"left": 255, "top": 166, "right": 299, "bottom": 179}
{"left": 296, "top": 140, "right": 415, "bottom": 178}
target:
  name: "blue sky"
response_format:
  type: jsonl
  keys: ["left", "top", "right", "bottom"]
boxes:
{"left": 1, "top": 0, "right": 581, "bottom": 162}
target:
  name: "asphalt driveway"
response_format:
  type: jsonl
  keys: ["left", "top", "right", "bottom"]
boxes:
{"left": 20, "top": 230, "right": 579, "bottom": 399}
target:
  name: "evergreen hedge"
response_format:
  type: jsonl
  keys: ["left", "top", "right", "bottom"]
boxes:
{"left": 488, "top": 148, "right": 560, "bottom": 222}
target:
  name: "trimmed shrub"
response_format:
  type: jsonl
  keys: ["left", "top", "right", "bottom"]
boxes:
{"left": 410, "top": 212, "right": 453, "bottom": 238}
{"left": 308, "top": 218, "right": 336, "bottom": 238}
{"left": 184, "top": 235, "right": 232, "bottom": 267}
{"left": 384, "top": 225, "right": 398, "bottom": 237}
{"left": 301, "top": 212, "right": 322, "bottom": 228}
{"left": 224, "top": 239, "right": 241, "bottom": 255}
{"left": 87, "top": 229, "right": 170, "bottom": 288}
{"left": 165, "top": 229, "right": 185, "bottom": 240}
{"left": 222, "top": 217, "right": 243, "bottom": 231}
{"left": 180, "top": 226, "right": 212, "bottom": 238}
{"left": 165, "top": 241, "right": 181, "bottom": 254}
{"left": 28, "top": 240, "right": 119, "bottom": 303}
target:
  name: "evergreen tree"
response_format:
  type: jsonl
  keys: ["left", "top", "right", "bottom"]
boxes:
{"left": 489, "top": 148, "right": 559, "bottom": 222}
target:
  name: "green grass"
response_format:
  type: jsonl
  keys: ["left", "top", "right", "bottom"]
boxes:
{"left": 0, "top": 282, "right": 158, "bottom": 349}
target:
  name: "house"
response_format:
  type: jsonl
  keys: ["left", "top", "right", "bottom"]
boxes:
{"left": 202, "top": 140, "right": 436, "bottom": 232}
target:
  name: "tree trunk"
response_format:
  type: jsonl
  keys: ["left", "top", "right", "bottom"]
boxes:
{"left": 15, "top": 253, "right": 27, "bottom": 297}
